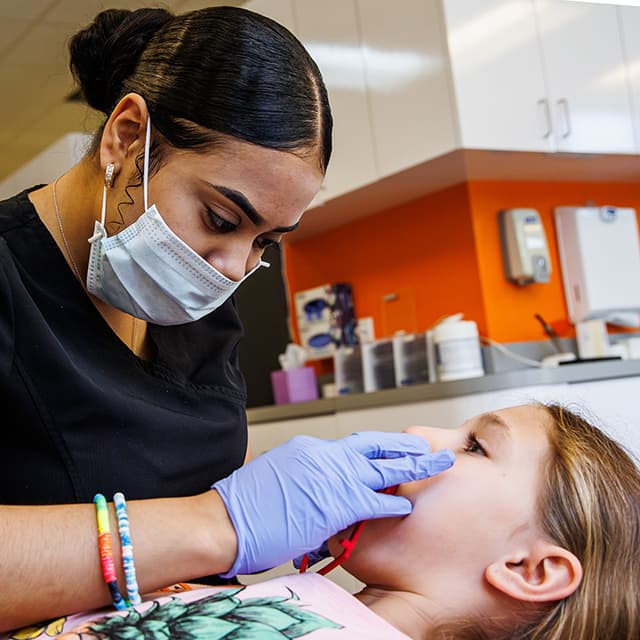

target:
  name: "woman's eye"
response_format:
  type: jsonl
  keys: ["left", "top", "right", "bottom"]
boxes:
{"left": 463, "top": 432, "right": 487, "bottom": 457}
{"left": 207, "top": 208, "right": 237, "bottom": 233}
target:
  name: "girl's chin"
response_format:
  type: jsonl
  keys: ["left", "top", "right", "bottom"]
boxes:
{"left": 328, "top": 526, "right": 356, "bottom": 557}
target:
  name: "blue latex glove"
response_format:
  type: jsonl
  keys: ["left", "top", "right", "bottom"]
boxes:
{"left": 292, "top": 540, "right": 330, "bottom": 570}
{"left": 212, "top": 432, "right": 455, "bottom": 577}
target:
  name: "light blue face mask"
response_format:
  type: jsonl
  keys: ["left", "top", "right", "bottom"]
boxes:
{"left": 86, "top": 118, "right": 268, "bottom": 326}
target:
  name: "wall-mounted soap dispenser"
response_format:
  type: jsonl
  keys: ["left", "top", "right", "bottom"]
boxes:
{"left": 498, "top": 208, "right": 551, "bottom": 286}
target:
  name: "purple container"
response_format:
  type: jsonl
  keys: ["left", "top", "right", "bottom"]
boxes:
{"left": 270, "top": 367, "right": 318, "bottom": 404}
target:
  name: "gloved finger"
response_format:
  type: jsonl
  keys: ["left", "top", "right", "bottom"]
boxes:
{"left": 364, "top": 448, "right": 455, "bottom": 490}
{"left": 343, "top": 431, "right": 432, "bottom": 459}
{"left": 357, "top": 492, "right": 415, "bottom": 520}
{"left": 293, "top": 540, "right": 330, "bottom": 569}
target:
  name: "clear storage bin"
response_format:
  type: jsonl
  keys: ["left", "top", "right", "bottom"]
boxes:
{"left": 362, "top": 339, "right": 396, "bottom": 393}
{"left": 334, "top": 345, "right": 364, "bottom": 395}
{"left": 392, "top": 332, "right": 431, "bottom": 386}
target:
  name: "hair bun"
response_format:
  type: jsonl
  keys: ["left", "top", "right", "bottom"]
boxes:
{"left": 69, "top": 8, "right": 173, "bottom": 114}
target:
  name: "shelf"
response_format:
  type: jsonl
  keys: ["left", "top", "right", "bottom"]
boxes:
{"left": 246, "top": 357, "right": 640, "bottom": 425}
{"left": 287, "top": 149, "right": 640, "bottom": 243}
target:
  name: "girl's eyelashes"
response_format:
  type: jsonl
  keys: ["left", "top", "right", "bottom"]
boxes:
{"left": 463, "top": 431, "right": 488, "bottom": 457}
{"left": 207, "top": 208, "right": 238, "bottom": 233}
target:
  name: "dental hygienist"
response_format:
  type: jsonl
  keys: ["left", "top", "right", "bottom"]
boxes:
{"left": 0, "top": 6, "right": 455, "bottom": 632}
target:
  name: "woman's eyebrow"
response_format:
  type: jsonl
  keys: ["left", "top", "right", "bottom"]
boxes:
{"left": 211, "top": 184, "right": 300, "bottom": 233}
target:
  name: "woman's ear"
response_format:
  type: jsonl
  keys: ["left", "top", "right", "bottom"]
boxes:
{"left": 99, "top": 93, "right": 150, "bottom": 176}
{"left": 485, "top": 542, "right": 583, "bottom": 603}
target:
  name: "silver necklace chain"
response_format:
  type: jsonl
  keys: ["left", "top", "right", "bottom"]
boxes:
{"left": 52, "top": 177, "right": 83, "bottom": 284}
{"left": 51, "top": 177, "right": 142, "bottom": 354}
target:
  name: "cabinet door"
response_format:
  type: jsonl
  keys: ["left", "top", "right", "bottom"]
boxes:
{"left": 535, "top": 0, "right": 635, "bottom": 154}
{"left": 442, "top": 0, "right": 552, "bottom": 152}
{"left": 357, "top": 0, "right": 457, "bottom": 177}
{"left": 294, "top": 0, "right": 377, "bottom": 204}
{"left": 619, "top": 6, "right": 640, "bottom": 152}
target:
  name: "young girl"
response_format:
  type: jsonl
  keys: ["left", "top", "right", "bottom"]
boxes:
{"left": 6, "top": 403, "right": 638, "bottom": 639}
{"left": 338, "top": 402, "right": 640, "bottom": 639}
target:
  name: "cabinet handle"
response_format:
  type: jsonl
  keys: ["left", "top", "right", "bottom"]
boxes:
{"left": 557, "top": 99, "right": 572, "bottom": 139}
{"left": 537, "top": 99, "right": 552, "bottom": 139}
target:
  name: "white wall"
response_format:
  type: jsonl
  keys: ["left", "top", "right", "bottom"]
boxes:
{"left": 0, "top": 132, "right": 91, "bottom": 200}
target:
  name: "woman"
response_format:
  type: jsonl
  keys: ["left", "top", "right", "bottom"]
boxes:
{"left": 8, "top": 403, "right": 636, "bottom": 639}
{"left": 0, "top": 6, "right": 455, "bottom": 631}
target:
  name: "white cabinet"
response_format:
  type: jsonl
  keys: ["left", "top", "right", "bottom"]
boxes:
{"left": 250, "top": 378, "right": 640, "bottom": 464}
{"left": 443, "top": 0, "right": 635, "bottom": 154}
{"left": 248, "top": 414, "right": 339, "bottom": 458}
{"left": 442, "top": 0, "right": 551, "bottom": 152}
{"left": 619, "top": 6, "right": 640, "bottom": 152}
{"left": 293, "top": 0, "right": 378, "bottom": 203}
{"left": 535, "top": 0, "right": 635, "bottom": 154}
{"left": 232, "top": 0, "right": 639, "bottom": 228}
{"left": 356, "top": 0, "right": 457, "bottom": 177}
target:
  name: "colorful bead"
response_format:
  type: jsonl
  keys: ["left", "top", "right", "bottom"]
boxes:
{"left": 94, "top": 493, "right": 128, "bottom": 610}
{"left": 114, "top": 492, "right": 141, "bottom": 605}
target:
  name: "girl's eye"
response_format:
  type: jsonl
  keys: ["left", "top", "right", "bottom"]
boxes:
{"left": 463, "top": 432, "right": 487, "bottom": 457}
{"left": 255, "top": 237, "right": 279, "bottom": 251}
{"left": 207, "top": 208, "right": 237, "bottom": 233}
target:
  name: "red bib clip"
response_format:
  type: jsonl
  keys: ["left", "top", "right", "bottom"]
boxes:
{"left": 298, "top": 485, "right": 398, "bottom": 576}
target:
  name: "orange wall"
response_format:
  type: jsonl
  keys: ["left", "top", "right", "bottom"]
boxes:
{"left": 284, "top": 180, "right": 640, "bottom": 349}
{"left": 284, "top": 183, "right": 486, "bottom": 343}
{"left": 468, "top": 181, "right": 640, "bottom": 342}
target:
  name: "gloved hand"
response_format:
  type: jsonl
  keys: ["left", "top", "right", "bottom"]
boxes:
{"left": 212, "top": 432, "right": 455, "bottom": 577}
{"left": 292, "top": 540, "right": 330, "bottom": 570}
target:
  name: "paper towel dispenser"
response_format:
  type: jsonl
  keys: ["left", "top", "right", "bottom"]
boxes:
{"left": 554, "top": 206, "right": 640, "bottom": 325}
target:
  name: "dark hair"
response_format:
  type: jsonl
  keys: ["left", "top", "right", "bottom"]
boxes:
{"left": 68, "top": 6, "right": 332, "bottom": 172}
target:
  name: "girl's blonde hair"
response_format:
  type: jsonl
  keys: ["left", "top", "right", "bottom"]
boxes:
{"left": 526, "top": 403, "right": 640, "bottom": 639}
{"left": 437, "top": 402, "right": 640, "bottom": 640}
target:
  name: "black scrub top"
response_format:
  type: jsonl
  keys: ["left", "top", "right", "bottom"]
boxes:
{"left": 0, "top": 187, "right": 248, "bottom": 505}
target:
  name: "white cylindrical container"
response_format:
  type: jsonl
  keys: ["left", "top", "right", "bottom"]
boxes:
{"left": 433, "top": 320, "right": 484, "bottom": 382}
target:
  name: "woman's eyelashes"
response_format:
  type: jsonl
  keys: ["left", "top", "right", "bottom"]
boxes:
{"left": 463, "top": 431, "right": 488, "bottom": 457}
{"left": 255, "top": 236, "right": 279, "bottom": 250}
{"left": 206, "top": 208, "right": 238, "bottom": 233}
{"left": 205, "top": 207, "right": 280, "bottom": 250}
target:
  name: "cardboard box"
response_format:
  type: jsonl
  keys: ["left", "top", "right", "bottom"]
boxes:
{"left": 294, "top": 283, "right": 357, "bottom": 360}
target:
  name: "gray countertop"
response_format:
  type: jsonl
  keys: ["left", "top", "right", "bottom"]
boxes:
{"left": 246, "top": 358, "right": 640, "bottom": 425}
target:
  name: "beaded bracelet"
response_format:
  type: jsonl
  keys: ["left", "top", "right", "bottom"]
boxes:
{"left": 113, "top": 492, "right": 142, "bottom": 605}
{"left": 93, "top": 493, "right": 128, "bottom": 610}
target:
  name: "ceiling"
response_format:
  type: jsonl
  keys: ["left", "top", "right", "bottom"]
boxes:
{"left": 0, "top": 0, "right": 245, "bottom": 182}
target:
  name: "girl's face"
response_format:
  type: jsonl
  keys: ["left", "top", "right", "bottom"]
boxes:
{"left": 335, "top": 405, "right": 553, "bottom": 603}
{"left": 114, "top": 136, "right": 323, "bottom": 282}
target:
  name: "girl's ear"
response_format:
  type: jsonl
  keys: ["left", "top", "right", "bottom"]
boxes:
{"left": 99, "top": 93, "right": 150, "bottom": 175}
{"left": 485, "top": 542, "right": 583, "bottom": 603}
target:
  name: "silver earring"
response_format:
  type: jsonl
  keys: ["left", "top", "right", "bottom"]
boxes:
{"left": 104, "top": 163, "right": 116, "bottom": 188}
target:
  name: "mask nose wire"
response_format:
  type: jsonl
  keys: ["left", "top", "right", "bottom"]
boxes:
{"left": 143, "top": 117, "right": 151, "bottom": 211}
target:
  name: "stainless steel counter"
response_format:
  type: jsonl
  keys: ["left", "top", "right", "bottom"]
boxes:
{"left": 246, "top": 358, "right": 640, "bottom": 425}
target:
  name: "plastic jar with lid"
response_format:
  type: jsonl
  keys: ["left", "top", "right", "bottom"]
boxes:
{"left": 432, "top": 320, "right": 484, "bottom": 382}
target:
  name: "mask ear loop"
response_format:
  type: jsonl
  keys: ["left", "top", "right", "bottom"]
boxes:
{"left": 298, "top": 486, "right": 398, "bottom": 576}
{"left": 143, "top": 117, "right": 151, "bottom": 211}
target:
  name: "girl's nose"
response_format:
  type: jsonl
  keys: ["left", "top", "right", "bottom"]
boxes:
{"left": 403, "top": 425, "right": 451, "bottom": 451}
